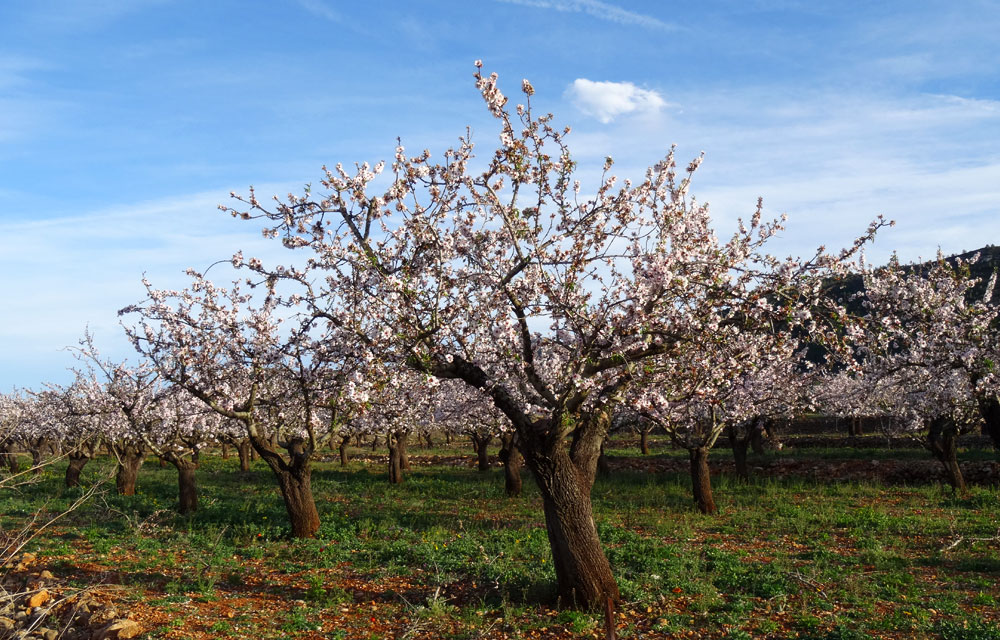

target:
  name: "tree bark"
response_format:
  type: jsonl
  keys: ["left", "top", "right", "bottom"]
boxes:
{"left": 528, "top": 451, "right": 620, "bottom": 609}
{"left": 251, "top": 435, "right": 320, "bottom": 538}
{"left": 750, "top": 425, "right": 765, "bottom": 455}
{"left": 689, "top": 446, "right": 716, "bottom": 514}
{"left": 173, "top": 458, "right": 199, "bottom": 514}
{"left": 727, "top": 424, "right": 750, "bottom": 481}
{"left": 388, "top": 432, "right": 405, "bottom": 484}
{"left": 499, "top": 433, "right": 523, "bottom": 497}
{"left": 639, "top": 429, "right": 650, "bottom": 456}
{"left": 65, "top": 452, "right": 90, "bottom": 488}
{"left": 1, "top": 444, "right": 19, "bottom": 474}
{"left": 221, "top": 442, "right": 230, "bottom": 459}
{"left": 235, "top": 439, "right": 252, "bottom": 472}
{"left": 472, "top": 434, "right": 492, "bottom": 471}
{"left": 848, "top": 416, "right": 864, "bottom": 437}
{"left": 114, "top": 445, "right": 145, "bottom": 495}
{"left": 398, "top": 431, "right": 411, "bottom": 471}
{"left": 339, "top": 435, "right": 351, "bottom": 466}
{"left": 29, "top": 443, "right": 44, "bottom": 475}
{"left": 927, "top": 416, "right": 969, "bottom": 497}
{"left": 596, "top": 443, "right": 610, "bottom": 477}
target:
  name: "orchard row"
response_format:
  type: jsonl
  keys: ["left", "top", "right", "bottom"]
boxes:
{"left": 2, "top": 64, "right": 997, "bottom": 610}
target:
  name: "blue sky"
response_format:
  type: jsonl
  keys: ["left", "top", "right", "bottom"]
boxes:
{"left": 2, "top": 0, "right": 999, "bottom": 390}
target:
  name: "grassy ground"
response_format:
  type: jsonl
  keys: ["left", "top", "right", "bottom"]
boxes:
{"left": 1, "top": 438, "right": 999, "bottom": 639}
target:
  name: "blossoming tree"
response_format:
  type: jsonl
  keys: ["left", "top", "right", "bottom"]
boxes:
{"left": 221, "top": 64, "right": 886, "bottom": 608}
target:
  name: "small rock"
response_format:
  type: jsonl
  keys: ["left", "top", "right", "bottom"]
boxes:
{"left": 14, "top": 610, "right": 27, "bottom": 621}
{"left": 92, "top": 619, "right": 141, "bottom": 640}
{"left": 42, "top": 628, "right": 59, "bottom": 640}
{"left": 27, "top": 590, "right": 50, "bottom": 608}
{"left": 39, "top": 570, "right": 55, "bottom": 581}
{"left": 20, "top": 553, "right": 36, "bottom": 565}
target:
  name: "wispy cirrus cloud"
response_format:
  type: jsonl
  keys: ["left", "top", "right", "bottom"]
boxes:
{"left": 496, "top": 0, "right": 676, "bottom": 32}
{"left": 295, "top": 0, "right": 344, "bottom": 23}
{"left": 565, "top": 78, "right": 667, "bottom": 123}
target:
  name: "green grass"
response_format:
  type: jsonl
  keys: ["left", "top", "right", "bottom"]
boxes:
{"left": 2, "top": 438, "right": 999, "bottom": 638}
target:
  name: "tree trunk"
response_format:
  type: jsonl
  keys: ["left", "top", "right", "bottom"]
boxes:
{"left": 1, "top": 445, "right": 19, "bottom": 474}
{"left": 596, "top": 443, "right": 610, "bottom": 476}
{"left": 727, "top": 425, "right": 750, "bottom": 481}
{"left": 445, "top": 431, "right": 452, "bottom": 445}
{"left": 398, "top": 431, "right": 411, "bottom": 471}
{"left": 65, "top": 453, "right": 90, "bottom": 488}
{"left": 339, "top": 435, "right": 351, "bottom": 466}
{"left": 750, "top": 426, "right": 765, "bottom": 455}
{"left": 689, "top": 446, "right": 716, "bottom": 514}
{"left": 29, "top": 447, "right": 44, "bottom": 475}
{"left": 221, "top": 442, "right": 230, "bottom": 459}
{"left": 423, "top": 432, "right": 434, "bottom": 449}
{"left": 472, "top": 434, "right": 492, "bottom": 472}
{"left": 388, "top": 432, "right": 405, "bottom": 484}
{"left": 927, "top": 416, "right": 968, "bottom": 497}
{"left": 251, "top": 435, "right": 320, "bottom": 538}
{"left": 173, "top": 459, "right": 199, "bottom": 514}
{"left": 848, "top": 416, "right": 863, "bottom": 437}
{"left": 274, "top": 466, "right": 320, "bottom": 537}
{"left": 114, "top": 446, "right": 145, "bottom": 496}
{"left": 639, "top": 429, "right": 650, "bottom": 455}
{"left": 236, "top": 439, "right": 252, "bottom": 472}
{"left": 372, "top": 435, "right": 379, "bottom": 452}
{"left": 499, "top": 433, "right": 523, "bottom": 497}
{"left": 527, "top": 451, "right": 620, "bottom": 609}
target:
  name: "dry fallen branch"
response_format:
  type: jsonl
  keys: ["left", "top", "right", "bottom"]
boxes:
{"left": 939, "top": 528, "right": 1000, "bottom": 553}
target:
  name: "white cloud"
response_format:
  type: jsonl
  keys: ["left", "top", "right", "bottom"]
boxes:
{"left": 497, "top": 0, "right": 676, "bottom": 31}
{"left": 565, "top": 78, "right": 667, "bottom": 123}
{"left": 295, "top": 0, "right": 343, "bottom": 23}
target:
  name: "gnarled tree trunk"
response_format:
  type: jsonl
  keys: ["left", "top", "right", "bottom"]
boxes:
{"left": 689, "top": 446, "right": 716, "bottom": 514}
{"left": 387, "top": 431, "right": 407, "bottom": 484}
{"left": 65, "top": 452, "right": 91, "bottom": 488}
{"left": 1, "top": 443, "right": 20, "bottom": 474}
{"left": 499, "top": 433, "right": 523, "bottom": 497}
{"left": 727, "top": 424, "right": 750, "bottom": 481}
{"left": 338, "top": 435, "right": 351, "bottom": 466}
{"left": 113, "top": 444, "right": 145, "bottom": 495}
{"left": 173, "top": 458, "right": 199, "bottom": 514}
{"left": 848, "top": 416, "right": 864, "bottom": 437}
{"left": 639, "top": 428, "right": 651, "bottom": 455}
{"left": 927, "top": 416, "right": 968, "bottom": 497}
{"left": 398, "top": 431, "right": 411, "bottom": 471}
{"left": 528, "top": 450, "right": 620, "bottom": 609}
{"left": 472, "top": 433, "right": 492, "bottom": 471}
{"left": 252, "top": 435, "right": 320, "bottom": 538}
{"left": 236, "top": 439, "right": 252, "bottom": 472}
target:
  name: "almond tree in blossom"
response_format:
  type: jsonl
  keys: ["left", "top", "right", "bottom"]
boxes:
{"left": 122, "top": 271, "right": 357, "bottom": 536}
{"left": 222, "top": 64, "right": 887, "bottom": 608}
{"left": 28, "top": 376, "right": 106, "bottom": 487}
{"left": 849, "top": 254, "right": 999, "bottom": 495}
